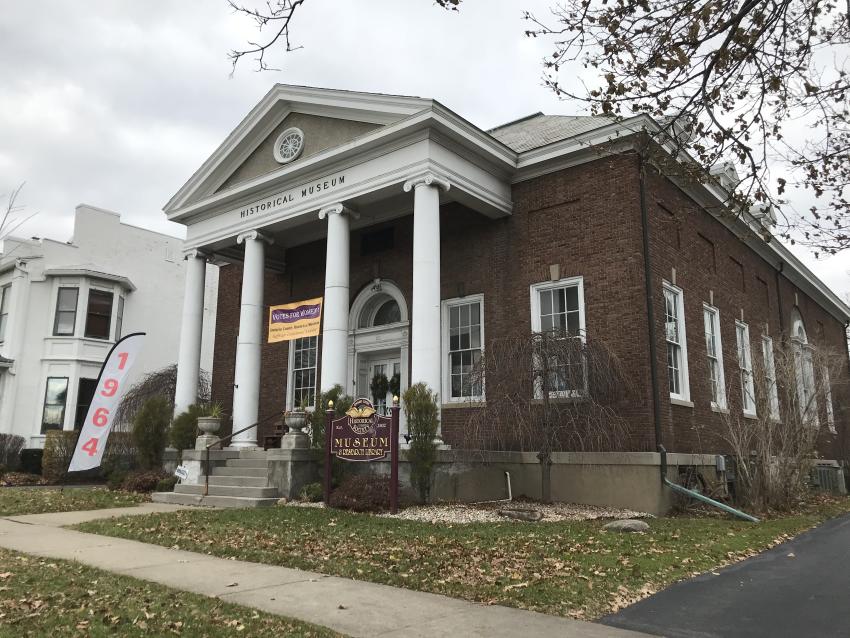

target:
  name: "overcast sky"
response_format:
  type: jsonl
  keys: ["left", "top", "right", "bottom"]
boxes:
{"left": 1, "top": 1, "right": 847, "bottom": 298}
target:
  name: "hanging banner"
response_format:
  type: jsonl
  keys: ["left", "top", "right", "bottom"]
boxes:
{"left": 268, "top": 297, "right": 323, "bottom": 343}
{"left": 68, "top": 332, "right": 146, "bottom": 472}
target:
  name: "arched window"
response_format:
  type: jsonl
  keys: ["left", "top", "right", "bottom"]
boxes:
{"left": 373, "top": 299, "right": 401, "bottom": 326}
{"left": 791, "top": 309, "right": 818, "bottom": 425}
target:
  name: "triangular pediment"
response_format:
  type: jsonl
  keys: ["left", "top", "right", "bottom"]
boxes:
{"left": 216, "top": 112, "right": 382, "bottom": 193}
{"left": 164, "top": 85, "right": 432, "bottom": 216}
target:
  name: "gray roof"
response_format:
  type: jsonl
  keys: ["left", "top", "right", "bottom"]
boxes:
{"left": 488, "top": 113, "right": 612, "bottom": 153}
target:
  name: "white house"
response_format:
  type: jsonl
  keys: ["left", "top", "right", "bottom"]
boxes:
{"left": 0, "top": 204, "right": 218, "bottom": 448}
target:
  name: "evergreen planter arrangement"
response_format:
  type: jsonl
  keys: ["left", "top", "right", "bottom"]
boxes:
{"left": 370, "top": 372, "right": 389, "bottom": 404}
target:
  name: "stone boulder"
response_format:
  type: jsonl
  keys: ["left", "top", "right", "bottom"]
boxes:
{"left": 603, "top": 519, "right": 649, "bottom": 533}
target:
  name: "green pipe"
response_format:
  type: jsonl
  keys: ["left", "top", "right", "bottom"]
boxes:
{"left": 663, "top": 478, "right": 760, "bottom": 523}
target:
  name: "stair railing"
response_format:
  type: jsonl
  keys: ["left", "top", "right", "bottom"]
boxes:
{"left": 204, "top": 411, "right": 285, "bottom": 496}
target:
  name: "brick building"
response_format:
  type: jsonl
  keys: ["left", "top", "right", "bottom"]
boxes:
{"left": 167, "top": 85, "right": 850, "bottom": 467}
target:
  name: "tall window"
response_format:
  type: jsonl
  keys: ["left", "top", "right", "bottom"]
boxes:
{"left": 736, "top": 321, "right": 756, "bottom": 417}
{"left": 41, "top": 377, "right": 69, "bottom": 433}
{"left": 85, "top": 289, "right": 114, "bottom": 339}
{"left": 663, "top": 282, "right": 690, "bottom": 401}
{"left": 442, "top": 295, "right": 484, "bottom": 401}
{"left": 791, "top": 314, "right": 818, "bottom": 425}
{"left": 53, "top": 287, "right": 79, "bottom": 336}
{"left": 0, "top": 285, "right": 9, "bottom": 342}
{"left": 74, "top": 378, "right": 98, "bottom": 430}
{"left": 762, "top": 336, "right": 780, "bottom": 421}
{"left": 530, "top": 277, "right": 586, "bottom": 397}
{"left": 116, "top": 296, "right": 125, "bottom": 340}
{"left": 823, "top": 364, "right": 835, "bottom": 432}
{"left": 290, "top": 336, "right": 317, "bottom": 409}
{"left": 703, "top": 305, "right": 726, "bottom": 409}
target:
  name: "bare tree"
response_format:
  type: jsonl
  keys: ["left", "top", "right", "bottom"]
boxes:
{"left": 0, "top": 185, "right": 37, "bottom": 243}
{"left": 459, "top": 330, "right": 634, "bottom": 502}
{"left": 115, "top": 364, "right": 211, "bottom": 429}
{"left": 226, "top": 0, "right": 460, "bottom": 74}
{"left": 525, "top": 1, "right": 849, "bottom": 255}
{"left": 226, "top": 1, "right": 848, "bottom": 255}
{"left": 721, "top": 336, "right": 846, "bottom": 511}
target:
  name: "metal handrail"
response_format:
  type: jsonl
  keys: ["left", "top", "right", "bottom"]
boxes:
{"left": 204, "top": 410, "right": 285, "bottom": 496}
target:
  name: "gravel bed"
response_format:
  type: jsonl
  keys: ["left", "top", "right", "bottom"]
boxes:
{"left": 285, "top": 499, "right": 649, "bottom": 523}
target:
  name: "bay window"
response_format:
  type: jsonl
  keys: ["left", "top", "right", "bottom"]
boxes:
{"left": 53, "top": 287, "right": 79, "bottom": 336}
{"left": 84, "top": 289, "right": 114, "bottom": 339}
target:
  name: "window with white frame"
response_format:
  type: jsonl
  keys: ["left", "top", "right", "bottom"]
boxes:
{"left": 530, "top": 277, "right": 586, "bottom": 397}
{"left": 823, "top": 363, "right": 835, "bottom": 432}
{"left": 703, "top": 305, "right": 726, "bottom": 409}
{"left": 288, "top": 336, "right": 318, "bottom": 409}
{"left": 442, "top": 295, "right": 484, "bottom": 401}
{"left": 116, "top": 296, "right": 125, "bottom": 341}
{"left": 53, "top": 287, "right": 79, "bottom": 336}
{"left": 791, "top": 316, "right": 819, "bottom": 426}
{"left": 663, "top": 282, "right": 690, "bottom": 401}
{"left": 736, "top": 321, "right": 756, "bottom": 417}
{"left": 0, "top": 285, "right": 9, "bottom": 342}
{"left": 762, "top": 335, "right": 780, "bottom": 421}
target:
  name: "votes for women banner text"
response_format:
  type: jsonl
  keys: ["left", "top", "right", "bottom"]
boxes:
{"left": 268, "top": 297, "right": 323, "bottom": 343}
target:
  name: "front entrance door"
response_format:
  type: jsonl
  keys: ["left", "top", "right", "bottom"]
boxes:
{"left": 366, "top": 357, "right": 400, "bottom": 415}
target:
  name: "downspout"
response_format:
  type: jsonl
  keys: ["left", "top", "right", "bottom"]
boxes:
{"left": 639, "top": 153, "right": 759, "bottom": 523}
{"left": 638, "top": 153, "right": 663, "bottom": 459}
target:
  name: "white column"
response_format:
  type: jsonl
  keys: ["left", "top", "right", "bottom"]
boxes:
{"left": 404, "top": 172, "right": 450, "bottom": 409}
{"left": 319, "top": 204, "right": 357, "bottom": 393}
{"left": 174, "top": 249, "right": 207, "bottom": 417}
{"left": 232, "top": 230, "right": 272, "bottom": 448}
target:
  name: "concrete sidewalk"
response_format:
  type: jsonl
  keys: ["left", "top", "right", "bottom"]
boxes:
{"left": 0, "top": 503, "right": 648, "bottom": 637}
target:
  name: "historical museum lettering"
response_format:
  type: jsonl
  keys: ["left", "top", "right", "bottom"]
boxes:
{"left": 239, "top": 174, "right": 346, "bottom": 219}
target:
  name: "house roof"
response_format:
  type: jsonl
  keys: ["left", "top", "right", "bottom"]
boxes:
{"left": 489, "top": 113, "right": 613, "bottom": 153}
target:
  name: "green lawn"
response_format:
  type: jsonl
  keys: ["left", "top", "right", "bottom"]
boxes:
{"left": 0, "top": 548, "right": 340, "bottom": 637}
{"left": 0, "top": 488, "right": 147, "bottom": 517}
{"left": 76, "top": 498, "right": 850, "bottom": 619}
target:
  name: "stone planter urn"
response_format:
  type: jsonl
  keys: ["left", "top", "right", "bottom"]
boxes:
{"left": 197, "top": 416, "right": 221, "bottom": 435}
{"left": 284, "top": 411, "right": 308, "bottom": 436}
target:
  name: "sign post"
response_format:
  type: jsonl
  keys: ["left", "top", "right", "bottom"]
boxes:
{"left": 323, "top": 397, "right": 399, "bottom": 512}
{"left": 324, "top": 401, "right": 334, "bottom": 505}
{"left": 390, "top": 396, "right": 400, "bottom": 514}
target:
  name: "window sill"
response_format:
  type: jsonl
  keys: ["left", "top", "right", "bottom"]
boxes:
{"left": 670, "top": 397, "right": 694, "bottom": 408}
{"left": 711, "top": 403, "right": 729, "bottom": 414}
{"left": 442, "top": 401, "right": 485, "bottom": 409}
{"left": 531, "top": 395, "right": 588, "bottom": 405}
{"left": 743, "top": 411, "right": 758, "bottom": 420}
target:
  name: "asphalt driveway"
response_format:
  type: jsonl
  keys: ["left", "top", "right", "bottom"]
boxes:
{"left": 601, "top": 513, "right": 850, "bottom": 638}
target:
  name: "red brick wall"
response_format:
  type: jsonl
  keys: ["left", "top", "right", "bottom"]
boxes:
{"left": 210, "top": 152, "right": 849, "bottom": 458}
{"left": 644, "top": 164, "right": 850, "bottom": 457}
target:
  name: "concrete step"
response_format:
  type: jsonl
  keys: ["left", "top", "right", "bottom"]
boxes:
{"left": 212, "top": 466, "right": 268, "bottom": 477}
{"left": 207, "top": 475, "right": 269, "bottom": 488}
{"left": 175, "top": 483, "right": 279, "bottom": 499}
{"left": 238, "top": 450, "right": 272, "bottom": 460}
{"left": 152, "top": 492, "right": 279, "bottom": 509}
{"left": 226, "top": 458, "right": 269, "bottom": 469}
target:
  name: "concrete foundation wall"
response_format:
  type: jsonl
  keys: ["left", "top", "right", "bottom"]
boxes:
{"left": 349, "top": 450, "right": 722, "bottom": 516}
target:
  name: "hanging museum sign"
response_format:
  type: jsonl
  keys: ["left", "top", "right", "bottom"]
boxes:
{"left": 268, "top": 297, "right": 323, "bottom": 343}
